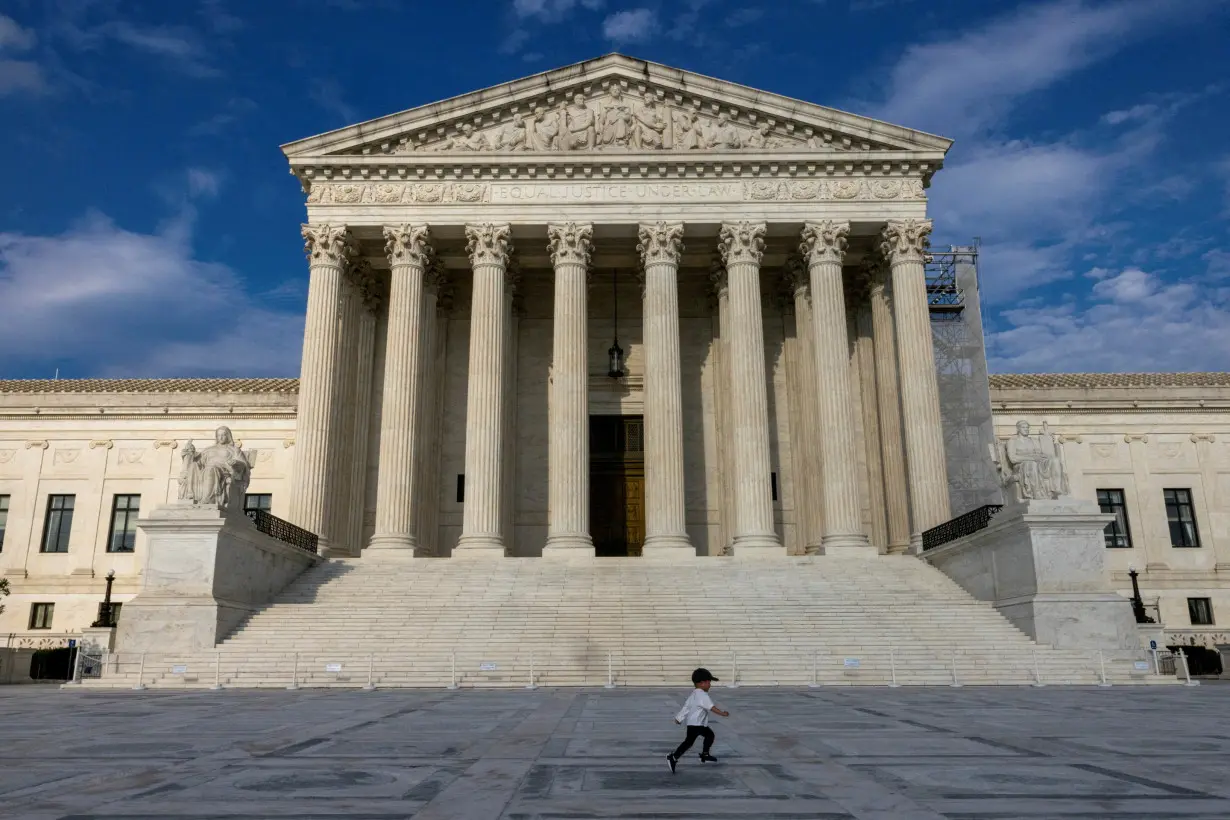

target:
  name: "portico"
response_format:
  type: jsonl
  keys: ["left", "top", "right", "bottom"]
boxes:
{"left": 281, "top": 55, "right": 953, "bottom": 560}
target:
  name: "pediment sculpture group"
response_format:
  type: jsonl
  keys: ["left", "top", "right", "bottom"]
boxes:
{"left": 406, "top": 88, "right": 822, "bottom": 154}
{"left": 178, "top": 425, "right": 255, "bottom": 513}
{"left": 991, "top": 421, "right": 1071, "bottom": 501}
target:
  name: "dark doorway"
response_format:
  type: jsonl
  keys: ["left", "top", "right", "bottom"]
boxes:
{"left": 590, "top": 415, "right": 645, "bottom": 557}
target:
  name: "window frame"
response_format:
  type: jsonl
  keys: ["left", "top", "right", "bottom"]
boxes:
{"left": 107, "top": 494, "right": 141, "bottom": 553}
{"left": 1187, "top": 597, "right": 1214, "bottom": 626}
{"left": 1095, "top": 488, "right": 1132, "bottom": 549}
{"left": 98, "top": 600, "right": 122, "bottom": 625}
{"left": 0, "top": 493, "right": 9, "bottom": 552}
{"left": 1163, "top": 488, "right": 1201, "bottom": 548}
{"left": 40, "top": 494, "right": 75, "bottom": 554}
{"left": 243, "top": 493, "right": 273, "bottom": 516}
{"left": 29, "top": 602, "right": 54, "bottom": 630}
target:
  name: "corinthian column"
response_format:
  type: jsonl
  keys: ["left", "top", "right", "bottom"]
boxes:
{"left": 800, "top": 221, "right": 873, "bottom": 554}
{"left": 881, "top": 219, "right": 950, "bottom": 547}
{"left": 543, "top": 222, "right": 595, "bottom": 557}
{"left": 455, "top": 223, "right": 512, "bottom": 558}
{"left": 326, "top": 265, "right": 361, "bottom": 554}
{"left": 718, "top": 221, "right": 784, "bottom": 556}
{"left": 638, "top": 222, "right": 694, "bottom": 557}
{"left": 785, "top": 257, "right": 824, "bottom": 552}
{"left": 369, "top": 225, "right": 433, "bottom": 555}
{"left": 291, "top": 224, "right": 355, "bottom": 551}
{"left": 866, "top": 255, "right": 911, "bottom": 554}
{"left": 346, "top": 262, "right": 382, "bottom": 554}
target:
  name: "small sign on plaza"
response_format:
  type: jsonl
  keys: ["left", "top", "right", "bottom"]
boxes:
{"left": 843, "top": 658, "right": 861, "bottom": 668}
{"left": 325, "top": 663, "right": 342, "bottom": 673}
{"left": 480, "top": 662, "right": 498, "bottom": 671}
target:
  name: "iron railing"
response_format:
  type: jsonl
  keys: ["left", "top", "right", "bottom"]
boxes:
{"left": 246, "top": 509, "right": 319, "bottom": 555}
{"left": 922, "top": 504, "right": 1003, "bottom": 551}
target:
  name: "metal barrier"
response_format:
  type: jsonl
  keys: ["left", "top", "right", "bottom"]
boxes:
{"left": 922, "top": 505, "right": 1004, "bottom": 551}
{"left": 246, "top": 509, "right": 319, "bottom": 554}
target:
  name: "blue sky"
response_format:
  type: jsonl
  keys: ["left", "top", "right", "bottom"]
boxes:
{"left": 1, "top": 0, "right": 1227, "bottom": 378}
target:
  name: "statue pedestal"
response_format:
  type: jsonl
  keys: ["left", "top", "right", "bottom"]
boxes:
{"left": 116, "top": 503, "right": 319, "bottom": 654}
{"left": 923, "top": 498, "right": 1139, "bottom": 651}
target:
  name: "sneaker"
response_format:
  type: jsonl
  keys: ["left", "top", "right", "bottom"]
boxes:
{"left": 667, "top": 754, "right": 677, "bottom": 773}
{"left": 699, "top": 753, "right": 718, "bottom": 763}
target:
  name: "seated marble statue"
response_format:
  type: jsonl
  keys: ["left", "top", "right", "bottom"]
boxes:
{"left": 178, "top": 426, "right": 255, "bottom": 512}
{"left": 992, "top": 420, "right": 1070, "bottom": 501}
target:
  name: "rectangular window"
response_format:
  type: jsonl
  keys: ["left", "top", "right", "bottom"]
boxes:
{"left": 1096, "top": 489, "right": 1132, "bottom": 548}
{"left": 29, "top": 602, "right": 54, "bottom": 630}
{"left": 0, "top": 494, "right": 9, "bottom": 551}
{"left": 98, "top": 601, "right": 122, "bottom": 625}
{"left": 40, "top": 494, "right": 75, "bottom": 553}
{"left": 107, "top": 494, "right": 141, "bottom": 553}
{"left": 1164, "top": 489, "right": 1200, "bottom": 548}
{"left": 1188, "top": 597, "right": 1214, "bottom": 626}
{"left": 456, "top": 475, "right": 465, "bottom": 504}
{"left": 770, "top": 472, "right": 778, "bottom": 502}
{"left": 243, "top": 493, "right": 272, "bottom": 515}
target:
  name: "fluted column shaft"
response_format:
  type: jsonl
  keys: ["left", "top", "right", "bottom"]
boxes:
{"left": 455, "top": 223, "right": 512, "bottom": 557}
{"left": 882, "top": 219, "right": 950, "bottom": 547}
{"left": 291, "top": 224, "right": 355, "bottom": 550}
{"left": 718, "top": 222, "right": 784, "bottom": 555}
{"left": 543, "top": 222, "right": 594, "bottom": 556}
{"left": 868, "top": 265, "right": 911, "bottom": 553}
{"left": 638, "top": 222, "right": 694, "bottom": 556}
{"left": 369, "top": 226, "right": 433, "bottom": 554}
{"left": 325, "top": 273, "right": 361, "bottom": 554}
{"left": 801, "top": 221, "right": 873, "bottom": 554}
{"left": 787, "top": 261, "right": 824, "bottom": 552}
{"left": 345, "top": 284, "right": 379, "bottom": 554}
{"left": 854, "top": 295, "right": 887, "bottom": 551}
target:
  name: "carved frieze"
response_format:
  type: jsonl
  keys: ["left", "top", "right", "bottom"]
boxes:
{"left": 117, "top": 447, "right": 145, "bottom": 465}
{"left": 307, "top": 182, "right": 490, "bottom": 205}
{"left": 52, "top": 448, "right": 81, "bottom": 465}
{"left": 0, "top": 449, "right": 15, "bottom": 464}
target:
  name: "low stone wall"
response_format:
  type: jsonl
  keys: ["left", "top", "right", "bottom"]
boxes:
{"left": 117, "top": 504, "right": 319, "bottom": 654}
{"left": 923, "top": 498, "right": 1139, "bottom": 652}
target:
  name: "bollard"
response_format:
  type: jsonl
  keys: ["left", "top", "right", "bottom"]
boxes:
{"left": 1097, "top": 650, "right": 1111, "bottom": 687}
{"left": 363, "top": 654, "right": 376, "bottom": 691}
{"left": 287, "top": 653, "right": 299, "bottom": 691}
{"left": 211, "top": 652, "right": 223, "bottom": 691}
{"left": 604, "top": 650, "right": 615, "bottom": 689}
{"left": 71, "top": 646, "right": 85, "bottom": 685}
{"left": 1032, "top": 649, "right": 1045, "bottom": 687}
{"left": 728, "top": 654, "right": 739, "bottom": 689}
{"left": 1150, "top": 648, "right": 1161, "bottom": 676}
{"left": 808, "top": 652, "right": 820, "bottom": 689}
{"left": 1177, "top": 650, "right": 1199, "bottom": 687}
{"left": 888, "top": 648, "right": 899, "bottom": 688}
{"left": 132, "top": 653, "right": 147, "bottom": 691}
{"left": 949, "top": 648, "right": 962, "bottom": 688}
{"left": 526, "top": 652, "right": 538, "bottom": 690}
{"left": 447, "top": 652, "right": 458, "bottom": 690}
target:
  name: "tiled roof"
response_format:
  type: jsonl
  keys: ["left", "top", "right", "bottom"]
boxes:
{"left": 0, "top": 378, "right": 300, "bottom": 394}
{"left": 989, "top": 373, "right": 1230, "bottom": 389}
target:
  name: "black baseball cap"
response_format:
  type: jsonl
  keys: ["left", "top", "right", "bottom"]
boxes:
{"left": 692, "top": 668, "right": 719, "bottom": 684}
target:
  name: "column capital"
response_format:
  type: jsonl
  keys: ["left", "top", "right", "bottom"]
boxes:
{"left": 880, "top": 218, "right": 933, "bottom": 265}
{"left": 302, "top": 224, "right": 356, "bottom": 268}
{"left": 465, "top": 222, "right": 513, "bottom": 266}
{"left": 799, "top": 220, "right": 850, "bottom": 266}
{"left": 384, "top": 224, "right": 433, "bottom": 268}
{"left": 547, "top": 222, "right": 594, "bottom": 267}
{"left": 637, "top": 221, "right": 685, "bottom": 266}
{"left": 717, "top": 221, "right": 766, "bottom": 266}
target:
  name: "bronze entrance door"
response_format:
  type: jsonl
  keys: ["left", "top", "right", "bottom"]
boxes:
{"left": 589, "top": 415, "right": 645, "bottom": 557}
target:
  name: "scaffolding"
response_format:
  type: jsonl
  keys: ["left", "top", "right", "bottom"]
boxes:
{"left": 926, "top": 242, "right": 1003, "bottom": 516}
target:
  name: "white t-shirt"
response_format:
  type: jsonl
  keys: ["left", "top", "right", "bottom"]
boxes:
{"left": 675, "top": 688, "right": 715, "bottom": 727}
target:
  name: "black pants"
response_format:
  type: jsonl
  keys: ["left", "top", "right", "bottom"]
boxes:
{"left": 672, "top": 725, "right": 715, "bottom": 758}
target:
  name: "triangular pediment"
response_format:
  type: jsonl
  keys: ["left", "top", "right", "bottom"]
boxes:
{"left": 282, "top": 54, "right": 951, "bottom": 161}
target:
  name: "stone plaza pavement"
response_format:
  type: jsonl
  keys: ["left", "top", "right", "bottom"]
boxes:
{"left": 2, "top": 686, "right": 1228, "bottom": 819}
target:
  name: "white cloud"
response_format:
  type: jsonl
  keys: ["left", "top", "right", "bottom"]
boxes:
{"left": 0, "top": 14, "right": 36, "bottom": 51}
{"left": 0, "top": 213, "right": 304, "bottom": 377}
{"left": 187, "top": 168, "right": 222, "bottom": 199}
{"left": 603, "top": 8, "right": 656, "bottom": 43}
{"left": 1102, "top": 103, "right": 1158, "bottom": 126}
{"left": 867, "top": 0, "right": 1173, "bottom": 138}
{"left": 513, "top": 0, "right": 583, "bottom": 21}
{"left": 0, "top": 14, "right": 46, "bottom": 96}
{"left": 988, "top": 266, "right": 1230, "bottom": 372}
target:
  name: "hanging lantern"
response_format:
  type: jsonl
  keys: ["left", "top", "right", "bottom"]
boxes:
{"left": 608, "top": 268, "right": 625, "bottom": 378}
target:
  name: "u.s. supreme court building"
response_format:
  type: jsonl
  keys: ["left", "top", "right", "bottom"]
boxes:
{"left": 2, "top": 56, "right": 1227, "bottom": 686}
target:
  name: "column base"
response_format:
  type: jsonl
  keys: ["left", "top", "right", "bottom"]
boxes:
{"left": 542, "top": 534, "right": 595, "bottom": 559}
{"left": 820, "top": 533, "right": 877, "bottom": 557}
{"left": 365, "top": 533, "right": 422, "bottom": 558}
{"left": 320, "top": 543, "right": 356, "bottom": 559}
{"left": 453, "top": 535, "right": 506, "bottom": 559}
{"left": 908, "top": 532, "right": 924, "bottom": 556}
{"left": 642, "top": 534, "right": 696, "bottom": 559}
{"left": 731, "top": 533, "right": 785, "bottom": 558}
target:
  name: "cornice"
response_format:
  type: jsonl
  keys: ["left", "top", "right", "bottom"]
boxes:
{"left": 992, "top": 401, "right": 1230, "bottom": 415}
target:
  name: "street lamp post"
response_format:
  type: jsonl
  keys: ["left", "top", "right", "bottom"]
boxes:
{"left": 1128, "top": 567, "right": 1155, "bottom": 624}
{"left": 91, "top": 570, "right": 117, "bottom": 628}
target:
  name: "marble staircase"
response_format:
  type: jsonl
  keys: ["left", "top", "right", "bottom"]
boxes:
{"left": 84, "top": 555, "right": 1170, "bottom": 688}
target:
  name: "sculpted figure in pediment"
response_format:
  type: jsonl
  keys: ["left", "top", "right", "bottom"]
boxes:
{"left": 430, "top": 122, "right": 489, "bottom": 152}
{"left": 496, "top": 114, "right": 529, "bottom": 151}
{"left": 563, "top": 92, "right": 596, "bottom": 150}
{"left": 672, "top": 109, "right": 704, "bottom": 150}
{"left": 633, "top": 92, "right": 667, "bottom": 149}
{"left": 598, "top": 86, "right": 635, "bottom": 148}
{"left": 531, "top": 108, "right": 562, "bottom": 150}
{"left": 707, "top": 114, "right": 742, "bottom": 149}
